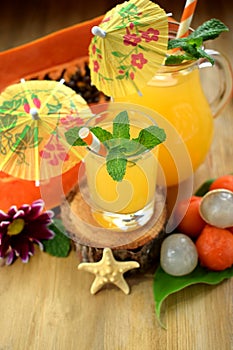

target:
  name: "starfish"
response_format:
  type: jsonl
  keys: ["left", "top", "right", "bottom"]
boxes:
{"left": 78, "top": 247, "right": 140, "bottom": 294}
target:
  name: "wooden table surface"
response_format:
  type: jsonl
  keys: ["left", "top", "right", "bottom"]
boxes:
{"left": 0, "top": 1, "right": 232, "bottom": 349}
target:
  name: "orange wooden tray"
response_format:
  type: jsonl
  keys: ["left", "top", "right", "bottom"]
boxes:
{"left": 0, "top": 15, "right": 103, "bottom": 210}
{"left": 0, "top": 15, "right": 103, "bottom": 91}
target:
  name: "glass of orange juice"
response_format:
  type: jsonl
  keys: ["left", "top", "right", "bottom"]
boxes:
{"left": 78, "top": 102, "right": 166, "bottom": 231}
{"left": 115, "top": 21, "right": 232, "bottom": 186}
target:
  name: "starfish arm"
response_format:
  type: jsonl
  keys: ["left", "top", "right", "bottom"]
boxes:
{"left": 118, "top": 261, "right": 140, "bottom": 274}
{"left": 113, "top": 276, "right": 130, "bottom": 295}
{"left": 78, "top": 262, "right": 99, "bottom": 274}
{"left": 90, "top": 276, "right": 105, "bottom": 295}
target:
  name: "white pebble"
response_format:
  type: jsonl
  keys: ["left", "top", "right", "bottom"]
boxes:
{"left": 200, "top": 190, "right": 233, "bottom": 228}
{"left": 160, "top": 234, "right": 198, "bottom": 276}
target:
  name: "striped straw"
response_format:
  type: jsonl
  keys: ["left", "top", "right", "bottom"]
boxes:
{"left": 176, "top": 0, "right": 198, "bottom": 38}
{"left": 79, "top": 127, "right": 107, "bottom": 156}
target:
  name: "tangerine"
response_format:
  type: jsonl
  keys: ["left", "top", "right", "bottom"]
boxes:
{"left": 176, "top": 196, "right": 206, "bottom": 238}
{"left": 196, "top": 225, "right": 233, "bottom": 271}
{"left": 210, "top": 175, "right": 233, "bottom": 192}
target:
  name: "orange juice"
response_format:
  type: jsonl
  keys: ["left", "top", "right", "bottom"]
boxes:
{"left": 84, "top": 144, "right": 158, "bottom": 214}
{"left": 115, "top": 65, "right": 214, "bottom": 186}
{"left": 81, "top": 108, "right": 162, "bottom": 231}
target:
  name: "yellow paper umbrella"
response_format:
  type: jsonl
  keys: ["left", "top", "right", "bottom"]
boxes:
{"left": 0, "top": 79, "right": 92, "bottom": 184}
{"left": 89, "top": 0, "right": 168, "bottom": 98}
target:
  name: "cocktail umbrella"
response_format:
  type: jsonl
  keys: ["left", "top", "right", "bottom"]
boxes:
{"left": 89, "top": 0, "right": 168, "bottom": 98}
{"left": 0, "top": 79, "right": 91, "bottom": 185}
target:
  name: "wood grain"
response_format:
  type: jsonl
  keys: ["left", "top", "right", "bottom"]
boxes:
{"left": 0, "top": 1, "right": 232, "bottom": 349}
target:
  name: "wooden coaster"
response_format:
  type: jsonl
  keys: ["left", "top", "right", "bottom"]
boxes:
{"left": 61, "top": 183, "right": 167, "bottom": 271}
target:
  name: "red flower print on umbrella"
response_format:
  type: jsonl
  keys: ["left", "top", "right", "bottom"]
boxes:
{"left": 131, "top": 52, "right": 148, "bottom": 69}
{"left": 89, "top": 0, "right": 168, "bottom": 97}
{"left": 0, "top": 80, "right": 92, "bottom": 184}
{"left": 140, "top": 28, "right": 160, "bottom": 42}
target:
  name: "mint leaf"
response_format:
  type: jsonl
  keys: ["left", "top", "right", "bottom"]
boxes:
{"left": 167, "top": 38, "right": 186, "bottom": 50}
{"left": 165, "top": 53, "right": 192, "bottom": 65}
{"left": 166, "top": 18, "right": 229, "bottom": 66}
{"left": 43, "top": 218, "right": 71, "bottom": 257}
{"left": 91, "top": 126, "right": 113, "bottom": 143}
{"left": 113, "top": 111, "right": 130, "bottom": 139}
{"left": 153, "top": 264, "right": 233, "bottom": 327}
{"left": 189, "top": 18, "right": 229, "bottom": 41}
{"left": 119, "top": 138, "right": 145, "bottom": 156}
{"left": 106, "top": 148, "right": 127, "bottom": 182}
{"left": 134, "top": 125, "right": 166, "bottom": 149}
{"left": 196, "top": 47, "right": 215, "bottom": 64}
{"left": 65, "top": 127, "right": 86, "bottom": 146}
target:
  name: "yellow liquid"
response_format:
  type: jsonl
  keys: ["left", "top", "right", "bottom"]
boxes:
{"left": 115, "top": 67, "right": 214, "bottom": 186}
{"left": 84, "top": 126, "right": 158, "bottom": 215}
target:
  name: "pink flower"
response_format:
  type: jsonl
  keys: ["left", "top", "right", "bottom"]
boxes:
{"left": 123, "top": 33, "right": 141, "bottom": 47}
{"left": 129, "top": 72, "right": 135, "bottom": 80}
{"left": 131, "top": 53, "right": 148, "bottom": 69}
{"left": 0, "top": 200, "right": 54, "bottom": 265}
{"left": 32, "top": 94, "right": 41, "bottom": 108}
{"left": 23, "top": 101, "right": 30, "bottom": 113}
{"left": 60, "top": 114, "right": 84, "bottom": 130}
{"left": 93, "top": 60, "right": 100, "bottom": 73}
{"left": 102, "top": 16, "right": 111, "bottom": 23}
{"left": 39, "top": 135, "right": 70, "bottom": 166}
{"left": 129, "top": 22, "right": 134, "bottom": 30}
{"left": 92, "top": 44, "right": 96, "bottom": 55}
{"left": 140, "top": 28, "right": 160, "bottom": 42}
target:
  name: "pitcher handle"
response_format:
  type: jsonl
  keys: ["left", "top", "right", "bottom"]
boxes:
{"left": 198, "top": 49, "right": 233, "bottom": 118}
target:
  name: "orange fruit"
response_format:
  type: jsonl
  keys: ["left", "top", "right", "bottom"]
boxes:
{"left": 177, "top": 196, "right": 206, "bottom": 238}
{"left": 210, "top": 175, "right": 233, "bottom": 192}
{"left": 0, "top": 164, "right": 80, "bottom": 211}
{"left": 196, "top": 225, "right": 233, "bottom": 271}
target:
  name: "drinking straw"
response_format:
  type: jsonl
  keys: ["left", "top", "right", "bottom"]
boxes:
{"left": 78, "top": 127, "right": 107, "bottom": 156}
{"left": 176, "top": 0, "right": 198, "bottom": 38}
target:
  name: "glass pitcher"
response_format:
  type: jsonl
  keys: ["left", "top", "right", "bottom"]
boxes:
{"left": 115, "top": 21, "right": 233, "bottom": 186}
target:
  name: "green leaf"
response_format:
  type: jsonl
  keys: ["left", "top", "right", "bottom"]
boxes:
{"left": 194, "top": 178, "right": 215, "bottom": 196}
{"left": 196, "top": 47, "right": 215, "bottom": 64}
{"left": 166, "top": 19, "right": 229, "bottom": 66}
{"left": 113, "top": 111, "right": 130, "bottom": 139}
{"left": 91, "top": 126, "right": 113, "bottom": 143}
{"left": 134, "top": 125, "right": 166, "bottom": 149}
{"left": 0, "top": 114, "right": 18, "bottom": 131}
{"left": 153, "top": 264, "right": 233, "bottom": 327}
{"left": 189, "top": 18, "right": 229, "bottom": 41}
{"left": 43, "top": 218, "right": 71, "bottom": 257}
{"left": 111, "top": 51, "right": 125, "bottom": 58}
{"left": 165, "top": 54, "right": 192, "bottom": 65}
{"left": 116, "top": 75, "right": 126, "bottom": 80}
{"left": 46, "top": 102, "right": 62, "bottom": 114}
{"left": 0, "top": 99, "right": 22, "bottom": 112}
{"left": 106, "top": 147, "right": 127, "bottom": 182}
{"left": 119, "top": 138, "right": 145, "bottom": 156}
{"left": 65, "top": 127, "right": 86, "bottom": 146}
{"left": 167, "top": 38, "right": 187, "bottom": 50}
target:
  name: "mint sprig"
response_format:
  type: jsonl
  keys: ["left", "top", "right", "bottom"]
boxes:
{"left": 106, "top": 147, "right": 127, "bottom": 182}
{"left": 133, "top": 125, "right": 166, "bottom": 150}
{"left": 65, "top": 111, "right": 166, "bottom": 182}
{"left": 112, "top": 110, "right": 130, "bottom": 139}
{"left": 165, "top": 19, "right": 229, "bottom": 65}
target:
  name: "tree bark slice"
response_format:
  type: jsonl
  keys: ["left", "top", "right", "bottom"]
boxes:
{"left": 61, "top": 183, "right": 167, "bottom": 272}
